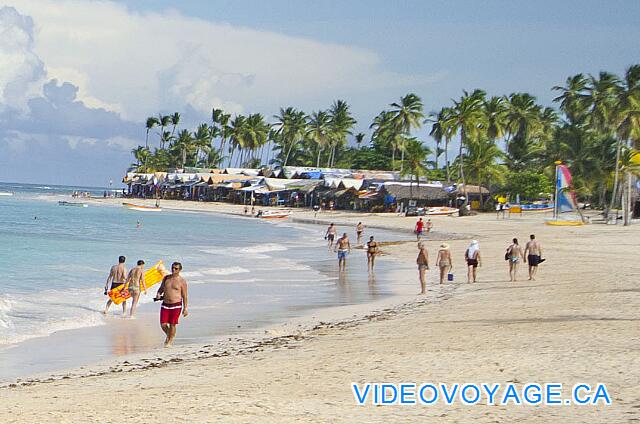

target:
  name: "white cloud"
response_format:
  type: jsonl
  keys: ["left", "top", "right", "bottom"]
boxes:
{"left": 10, "top": 0, "right": 426, "bottom": 121}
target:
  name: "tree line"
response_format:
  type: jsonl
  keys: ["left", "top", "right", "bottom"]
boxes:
{"left": 131, "top": 64, "right": 640, "bottom": 210}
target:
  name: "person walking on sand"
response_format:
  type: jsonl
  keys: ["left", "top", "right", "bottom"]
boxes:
{"left": 436, "top": 243, "right": 452, "bottom": 285}
{"left": 416, "top": 242, "right": 429, "bottom": 294}
{"left": 415, "top": 218, "right": 425, "bottom": 240}
{"left": 124, "top": 260, "right": 147, "bottom": 318}
{"left": 356, "top": 222, "right": 365, "bottom": 244}
{"left": 334, "top": 233, "right": 351, "bottom": 272}
{"left": 155, "top": 262, "right": 188, "bottom": 347}
{"left": 366, "top": 236, "right": 379, "bottom": 272}
{"left": 325, "top": 223, "right": 337, "bottom": 248}
{"left": 505, "top": 238, "right": 525, "bottom": 282}
{"left": 524, "top": 234, "right": 543, "bottom": 281}
{"left": 103, "top": 256, "right": 127, "bottom": 315}
{"left": 465, "top": 240, "right": 481, "bottom": 283}
{"left": 426, "top": 219, "right": 433, "bottom": 233}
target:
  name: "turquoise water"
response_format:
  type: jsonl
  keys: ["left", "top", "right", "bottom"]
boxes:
{"left": 0, "top": 182, "right": 413, "bottom": 377}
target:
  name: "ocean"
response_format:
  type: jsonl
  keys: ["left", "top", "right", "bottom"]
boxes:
{"left": 0, "top": 182, "right": 415, "bottom": 380}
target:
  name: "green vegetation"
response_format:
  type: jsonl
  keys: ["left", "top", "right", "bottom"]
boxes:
{"left": 131, "top": 65, "right": 640, "bottom": 210}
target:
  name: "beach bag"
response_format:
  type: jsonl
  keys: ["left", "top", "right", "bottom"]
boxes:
{"left": 447, "top": 273, "right": 454, "bottom": 281}
{"left": 504, "top": 251, "right": 510, "bottom": 261}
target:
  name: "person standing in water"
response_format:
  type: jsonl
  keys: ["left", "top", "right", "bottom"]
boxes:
{"left": 524, "top": 234, "right": 543, "bottom": 281}
{"left": 416, "top": 242, "right": 429, "bottom": 294}
{"left": 366, "top": 236, "right": 379, "bottom": 272}
{"left": 356, "top": 222, "right": 365, "bottom": 244}
{"left": 414, "top": 218, "right": 425, "bottom": 240}
{"left": 505, "top": 238, "right": 524, "bottom": 282}
{"left": 334, "top": 233, "right": 351, "bottom": 272}
{"left": 156, "top": 262, "right": 189, "bottom": 347}
{"left": 124, "top": 260, "right": 147, "bottom": 318}
{"left": 464, "top": 240, "right": 481, "bottom": 283}
{"left": 436, "top": 243, "right": 452, "bottom": 285}
{"left": 103, "top": 256, "right": 127, "bottom": 315}
{"left": 325, "top": 223, "right": 337, "bottom": 248}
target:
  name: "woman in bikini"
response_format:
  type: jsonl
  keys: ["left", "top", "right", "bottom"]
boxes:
{"left": 436, "top": 243, "right": 452, "bottom": 284}
{"left": 366, "top": 236, "right": 379, "bottom": 272}
{"left": 416, "top": 242, "right": 429, "bottom": 294}
{"left": 464, "top": 240, "right": 481, "bottom": 283}
{"left": 506, "top": 238, "right": 524, "bottom": 282}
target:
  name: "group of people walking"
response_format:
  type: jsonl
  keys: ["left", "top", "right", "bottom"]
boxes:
{"left": 325, "top": 220, "right": 544, "bottom": 294}
{"left": 102, "top": 256, "right": 189, "bottom": 347}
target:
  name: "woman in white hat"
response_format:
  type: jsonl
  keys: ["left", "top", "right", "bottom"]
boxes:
{"left": 436, "top": 243, "right": 452, "bottom": 284}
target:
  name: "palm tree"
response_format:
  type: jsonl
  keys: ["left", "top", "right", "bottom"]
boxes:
{"left": 170, "top": 112, "right": 181, "bottom": 139}
{"left": 552, "top": 74, "right": 590, "bottom": 125}
{"left": 158, "top": 115, "right": 172, "bottom": 149}
{"left": 428, "top": 107, "right": 454, "bottom": 180}
{"left": 504, "top": 93, "right": 543, "bottom": 169}
{"left": 370, "top": 110, "right": 403, "bottom": 170}
{"left": 400, "top": 138, "right": 431, "bottom": 197}
{"left": 228, "top": 115, "right": 247, "bottom": 167}
{"left": 131, "top": 146, "right": 151, "bottom": 172}
{"left": 389, "top": 93, "right": 424, "bottom": 171}
{"left": 483, "top": 96, "right": 508, "bottom": 141}
{"left": 212, "top": 108, "right": 231, "bottom": 165}
{"left": 243, "top": 113, "right": 270, "bottom": 166}
{"left": 327, "top": 100, "right": 356, "bottom": 167}
{"left": 145, "top": 117, "right": 159, "bottom": 149}
{"left": 307, "top": 111, "right": 331, "bottom": 167}
{"left": 193, "top": 123, "right": 212, "bottom": 165}
{"left": 355, "top": 132, "right": 365, "bottom": 149}
{"left": 461, "top": 138, "right": 506, "bottom": 208}
{"left": 273, "top": 107, "right": 307, "bottom": 168}
{"left": 444, "top": 89, "right": 487, "bottom": 206}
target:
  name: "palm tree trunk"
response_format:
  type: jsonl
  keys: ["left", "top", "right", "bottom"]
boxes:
{"left": 316, "top": 147, "right": 322, "bottom": 168}
{"left": 284, "top": 140, "right": 295, "bottom": 168}
{"left": 400, "top": 147, "right": 405, "bottom": 172}
{"left": 459, "top": 130, "right": 468, "bottom": 206}
{"left": 391, "top": 148, "right": 396, "bottom": 171}
{"left": 445, "top": 138, "right": 450, "bottom": 182}
{"left": 228, "top": 146, "right": 235, "bottom": 168}
{"left": 609, "top": 137, "right": 623, "bottom": 213}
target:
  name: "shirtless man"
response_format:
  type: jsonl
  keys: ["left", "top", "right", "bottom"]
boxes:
{"left": 334, "top": 233, "right": 351, "bottom": 272}
{"left": 155, "top": 262, "right": 188, "bottom": 347}
{"left": 524, "top": 234, "right": 543, "bottom": 281}
{"left": 366, "top": 236, "right": 379, "bottom": 272}
{"left": 125, "top": 260, "right": 147, "bottom": 318}
{"left": 356, "top": 222, "right": 365, "bottom": 244}
{"left": 103, "top": 256, "right": 127, "bottom": 315}
{"left": 325, "top": 223, "right": 337, "bottom": 248}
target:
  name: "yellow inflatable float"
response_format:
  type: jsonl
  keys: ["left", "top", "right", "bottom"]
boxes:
{"left": 108, "top": 261, "right": 169, "bottom": 305}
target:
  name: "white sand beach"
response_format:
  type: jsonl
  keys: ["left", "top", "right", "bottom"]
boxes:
{"left": 1, "top": 203, "right": 638, "bottom": 423}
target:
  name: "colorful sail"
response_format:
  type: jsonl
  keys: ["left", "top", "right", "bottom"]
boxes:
{"left": 556, "top": 164, "right": 577, "bottom": 212}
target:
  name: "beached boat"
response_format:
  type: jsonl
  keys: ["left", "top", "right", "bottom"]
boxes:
{"left": 58, "top": 201, "right": 88, "bottom": 207}
{"left": 520, "top": 203, "right": 554, "bottom": 212}
{"left": 258, "top": 209, "right": 292, "bottom": 219}
{"left": 425, "top": 207, "right": 458, "bottom": 216}
{"left": 122, "top": 202, "right": 162, "bottom": 212}
{"left": 0, "top": 191, "right": 14, "bottom": 196}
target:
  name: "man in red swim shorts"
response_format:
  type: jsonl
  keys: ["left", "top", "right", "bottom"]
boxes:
{"left": 155, "top": 262, "right": 188, "bottom": 347}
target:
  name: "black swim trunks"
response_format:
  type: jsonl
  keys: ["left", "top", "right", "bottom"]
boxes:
{"left": 467, "top": 259, "right": 478, "bottom": 267}
{"left": 327, "top": 234, "right": 335, "bottom": 241}
{"left": 528, "top": 254, "right": 541, "bottom": 266}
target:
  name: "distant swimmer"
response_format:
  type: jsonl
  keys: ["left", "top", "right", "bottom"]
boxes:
{"left": 125, "top": 260, "right": 147, "bottom": 318}
{"left": 416, "top": 242, "right": 429, "bottom": 294}
{"left": 415, "top": 218, "right": 425, "bottom": 240}
{"left": 136, "top": 220, "right": 141, "bottom": 229}
{"left": 436, "top": 243, "right": 452, "bottom": 285}
{"left": 505, "top": 238, "right": 524, "bottom": 282}
{"left": 366, "top": 236, "right": 379, "bottom": 272}
{"left": 155, "top": 262, "right": 188, "bottom": 347}
{"left": 103, "top": 256, "right": 127, "bottom": 315}
{"left": 334, "top": 233, "right": 351, "bottom": 272}
{"left": 524, "top": 234, "right": 543, "bottom": 281}
{"left": 356, "top": 222, "right": 364, "bottom": 244}
{"left": 325, "top": 223, "right": 337, "bottom": 248}
{"left": 464, "top": 240, "right": 481, "bottom": 283}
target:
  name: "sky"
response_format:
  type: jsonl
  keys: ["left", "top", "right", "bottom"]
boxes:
{"left": 0, "top": 0, "right": 638, "bottom": 186}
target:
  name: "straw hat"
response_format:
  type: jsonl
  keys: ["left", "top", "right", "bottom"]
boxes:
{"left": 440, "top": 243, "right": 450, "bottom": 250}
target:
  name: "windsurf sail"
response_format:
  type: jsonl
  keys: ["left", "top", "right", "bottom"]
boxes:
{"left": 556, "top": 164, "right": 577, "bottom": 213}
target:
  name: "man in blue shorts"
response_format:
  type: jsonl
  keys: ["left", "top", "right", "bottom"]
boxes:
{"left": 334, "top": 233, "right": 351, "bottom": 272}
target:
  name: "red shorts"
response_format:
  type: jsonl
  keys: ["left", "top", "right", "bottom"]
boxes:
{"left": 160, "top": 301, "right": 182, "bottom": 325}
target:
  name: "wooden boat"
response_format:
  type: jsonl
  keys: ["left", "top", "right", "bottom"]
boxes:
{"left": 258, "top": 209, "right": 291, "bottom": 219}
{"left": 425, "top": 207, "right": 458, "bottom": 216}
{"left": 58, "top": 201, "right": 88, "bottom": 207}
{"left": 122, "top": 202, "right": 162, "bottom": 212}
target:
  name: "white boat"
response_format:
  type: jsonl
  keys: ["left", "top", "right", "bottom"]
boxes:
{"left": 122, "top": 202, "right": 162, "bottom": 212}
{"left": 0, "top": 192, "right": 14, "bottom": 196}
{"left": 425, "top": 207, "right": 458, "bottom": 216}
{"left": 258, "top": 209, "right": 292, "bottom": 219}
{"left": 58, "top": 201, "right": 88, "bottom": 207}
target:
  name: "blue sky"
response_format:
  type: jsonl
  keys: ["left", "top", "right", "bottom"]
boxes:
{"left": 0, "top": 0, "right": 639, "bottom": 186}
